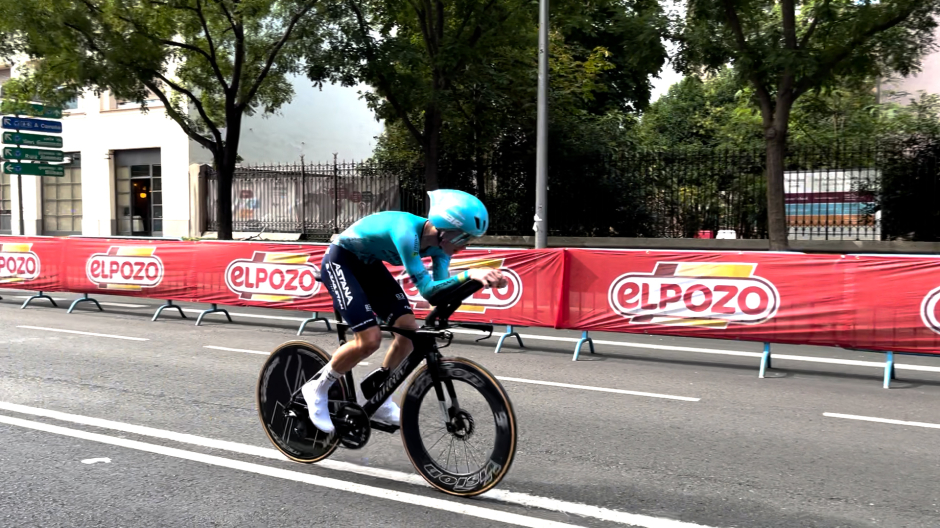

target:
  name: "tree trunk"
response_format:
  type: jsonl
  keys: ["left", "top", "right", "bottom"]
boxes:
{"left": 765, "top": 127, "right": 789, "bottom": 250}
{"left": 215, "top": 113, "right": 244, "bottom": 241}
{"left": 423, "top": 102, "right": 442, "bottom": 192}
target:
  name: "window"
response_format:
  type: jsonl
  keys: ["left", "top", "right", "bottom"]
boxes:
{"left": 0, "top": 172, "right": 11, "bottom": 234}
{"left": 41, "top": 153, "right": 82, "bottom": 235}
{"left": 114, "top": 87, "right": 162, "bottom": 109}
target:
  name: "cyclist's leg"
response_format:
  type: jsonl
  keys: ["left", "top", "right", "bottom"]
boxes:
{"left": 358, "top": 261, "right": 417, "bottom": 425}
{"left": 358, "top": 258, "right": 417, "bottom": 371}
{"left": 302, "top": 245, "right": 383, "bottom": 432}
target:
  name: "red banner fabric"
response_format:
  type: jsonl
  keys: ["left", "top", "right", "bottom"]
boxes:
{"left": 64, "top": 237, "right": 198, "bottom": 301}
{"left": 3, "top": 235, "right": 940, "bottom": 355}
{"left": 561, "top": 249, "right": 854, "bottom": 348}
{"left": 187, "top": 241, "right": 334, "bottom": 312}
{"left": 843, "top": 255, "right": 940, "bottom": 354}
{"left": 390, "top": 248, "right": 565, "bottom": 327}
{"left": 0, "top": 236, "right": 64, "bottom": 292}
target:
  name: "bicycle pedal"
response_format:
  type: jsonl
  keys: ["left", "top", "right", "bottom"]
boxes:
{"left": 369, "top": 420, "right": 400, "bottom": 434}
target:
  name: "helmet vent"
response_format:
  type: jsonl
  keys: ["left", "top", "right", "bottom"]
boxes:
{"left": 475, "top": 217, "right": 482, "bottom": 230}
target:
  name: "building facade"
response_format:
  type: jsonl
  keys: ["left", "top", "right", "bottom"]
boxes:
{"left": 0, "top": 64, "right": 382, "bottom": 239}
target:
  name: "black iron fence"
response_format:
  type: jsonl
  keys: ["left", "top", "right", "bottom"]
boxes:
{"left": 205, "top": 141, "right": 940, "bottom": 241}
{"left": 206, "top": 161, "right": 407, "bottom": 238}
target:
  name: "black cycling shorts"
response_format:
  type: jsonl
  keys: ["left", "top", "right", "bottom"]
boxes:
{"left": 320, "top": 244, "right": 414, "bottom": 332}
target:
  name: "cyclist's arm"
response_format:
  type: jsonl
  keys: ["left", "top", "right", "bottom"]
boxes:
{"left": 431, "top": 252, "right": 452, "bottom": 281}
{"left": 395, "top": 231, "right": 469, "bottom": 300}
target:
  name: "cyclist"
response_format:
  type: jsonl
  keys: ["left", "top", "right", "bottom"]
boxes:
{"left": 301, "top": 189, "right": 506, "bottom": 434}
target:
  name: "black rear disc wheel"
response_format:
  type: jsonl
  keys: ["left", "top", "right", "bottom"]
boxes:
{"left": 256, "top": 340, "right": 347, "bottom": 463}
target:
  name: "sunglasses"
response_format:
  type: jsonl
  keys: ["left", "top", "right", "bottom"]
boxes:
{"left": 440, "top": 230, "right": 477, "bottom": 246}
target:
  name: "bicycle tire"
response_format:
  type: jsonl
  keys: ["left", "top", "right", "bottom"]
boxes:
{"left": 400, "top": 357, "right": 517, "bottom": 497}
{"left": 256, "top": 340, "right": 347, "bottom": 463}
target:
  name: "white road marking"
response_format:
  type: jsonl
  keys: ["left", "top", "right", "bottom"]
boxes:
{"left": 199, "top": 346, "right": 369, "bottom": 366}
{"left": 203, "top": 346, "right": 269, "bottom": 356}
{"left": 181, "top": 308, "right": 306, "bottom": 322}
{"left": 496, "top": 377, "right": 700, "bottom": 401}
{"left": 0, "top": 401, "right": 719, "bottom": 528}
{"left": 15, "top": 326, "right": 148, "bottom": 341}
{"left": 100, "top": 302, "right": 148, "bottom": 309}
{"left": 81, "top": 457, "right": 111, "bottom": 464}
{"left": 0, "top": 414, "right": 585, "bottom": 528}
{"left": 824, "top": 412, "right": 940, "bottom": 430}
{"left": 12, "top": 294, "right": 931, "bottom": 375}
{"left": 12, "top": 295, "right": 68, "bottom": 301}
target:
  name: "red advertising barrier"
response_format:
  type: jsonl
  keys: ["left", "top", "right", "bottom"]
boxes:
{"left": 389, "top": 248, "right": 565, "bottom": 327}
{"left": 843, "top": 255, "right": 940, "bottom": 354}
{"left": 187, "top": 240, "right": 334, "bottom": 312}
{"left": 64, "top": 238, "right": 198, "bottom": 301}
{"left": 560, "top": 249, "right": 855, "bottom": 349}
{"left": 0, "top": 236, "right": 65, "bottom": 292}
{"left": 3, "top": 234, "right": 940, "bottom": 355}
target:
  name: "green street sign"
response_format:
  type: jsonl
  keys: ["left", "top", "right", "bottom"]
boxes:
{"left": 0, "top": 101, "right": 63, "bottom": 119}
{"left": 3, "top": 161, "right": 65, "bottom": 177}
{"left": 3, "top": 147, "right": 64, "bottom": 162}
{"left": 1, "top": 132, "right": 63, "bottom": 148}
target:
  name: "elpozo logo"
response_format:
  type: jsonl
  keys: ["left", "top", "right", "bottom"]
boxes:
{"left": 921, "top": 286, "right": 940, "bottom": 335}
{"left": 397, "top": 257, "right": 522, "bottom": 313}
{"left": 86, "top": 246, "right": 164, "bottom": 291}
{"left": 0, "top": 243, "right": 41, "bottom": 284}
{"left": 225, "top": 251, "right": 321, "bottom": 302}
{"left": 608, "top": 262, "right": 780, "bottom": 328}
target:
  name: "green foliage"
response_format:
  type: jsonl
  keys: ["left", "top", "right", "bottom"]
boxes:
{"left": 0, "top": 0, "right": 323, "bottom": 154}
{"left": 318, "top": 0, "right": 666, "bottom": 194}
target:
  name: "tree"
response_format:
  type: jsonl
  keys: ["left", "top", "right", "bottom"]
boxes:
{"left": 312, "top": 0, "right": 533, "bottom": 193}
{"left": 676, "top": 0, "right": 940, "bottom": 249}
{"left": 316, "top": 0, "right": 666, "bottom": 194}
{"left": 0, "top": 0, "right": 325, "bottom": 240}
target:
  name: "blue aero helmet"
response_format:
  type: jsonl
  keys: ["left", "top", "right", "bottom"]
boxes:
{"left": 427, "top": 189, "right": 489, "bottom": 245}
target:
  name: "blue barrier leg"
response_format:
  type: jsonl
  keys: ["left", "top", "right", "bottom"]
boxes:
{"left": 21, "top": 291, "right": 58, "bottom": 309}
{"left": 195, "top": 304, "right": 232, "bottom": 326}
{"left": 883, "top": 351, "right": 895, "bottom": 389}
{"left": 759, "top": 342, "right": 772, "bottom": 378}
{"left": 152, "top": 300, "right": 186, "bottom": 322}
{"left": 68, "top": 293, "right": 102, "bottom": 314}
{"left": 572, "top": 331, "right": 595, "bottom": 361}
{"left": 495, "top": 325, "right": 524, "bottom": 354}
{"left": 297, "top": 312, "right": 332, "bottom": 335}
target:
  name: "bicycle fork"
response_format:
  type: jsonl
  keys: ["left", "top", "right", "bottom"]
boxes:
{"left": 426, "top": 353, "right": 463, "bottom": 433}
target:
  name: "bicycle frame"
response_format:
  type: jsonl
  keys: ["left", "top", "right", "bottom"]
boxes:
{"left": 336, "top": 323, "right": 450, "bottom": 419}
{"left": 323, "top": 278, "right": 491, "bottom": 427}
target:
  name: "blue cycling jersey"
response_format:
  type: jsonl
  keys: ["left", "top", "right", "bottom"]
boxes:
{"left": 335, "top": 211, "right": 469, "bottom": 299}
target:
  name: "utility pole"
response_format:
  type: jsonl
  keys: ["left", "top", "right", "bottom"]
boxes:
{"left": 533, "top": 0, "right": 549, "bottom": 248}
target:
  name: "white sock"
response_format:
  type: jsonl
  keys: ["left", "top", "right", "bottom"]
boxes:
{"left": 316, "top": 365, "right": 341, "bottom": 395}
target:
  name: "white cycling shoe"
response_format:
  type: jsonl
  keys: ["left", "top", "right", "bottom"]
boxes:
{"left": 301, "top": 374, "right": 336, "bottom": 435}
{"left": 371, "top": 398, "right": 401, "bottom": 427}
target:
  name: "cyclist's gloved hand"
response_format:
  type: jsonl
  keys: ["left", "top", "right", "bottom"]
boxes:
{"left": 468, "top": 268, "right": 506, "bottom": 289}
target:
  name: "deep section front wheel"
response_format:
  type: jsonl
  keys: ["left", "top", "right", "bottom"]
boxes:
{"left": 400, "top": 357, "right": 517, "bottom": 496}
{"left": 256, "top": 340, "right": 347, "bottom": 463}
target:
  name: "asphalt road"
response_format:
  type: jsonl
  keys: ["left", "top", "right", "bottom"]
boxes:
{"left": 1, "top": 288, "right": 939, "bottom": 527}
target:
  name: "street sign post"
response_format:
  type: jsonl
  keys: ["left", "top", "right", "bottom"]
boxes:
{"left": 3, "top": 162, "right": 65, "bottom": 177}
{"left": 2, "top": 147, "right": 64, "bottom": 162}
{"left": 1, "top": 132, "right": 63, "bottom": 148}
{"left": 1, "top": 104, "right": 66, "bottom": 234}
{"left": 1, "top": 116, "right": 63, "bottom": 134}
